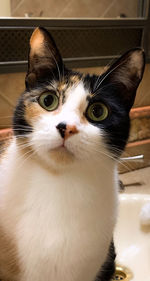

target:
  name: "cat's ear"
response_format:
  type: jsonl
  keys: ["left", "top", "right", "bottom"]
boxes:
{"left": 100, "top": 48, "right": 145, "bottom": 110}
{"left": 25, "top": 27, "right": 64, "bottom": 89}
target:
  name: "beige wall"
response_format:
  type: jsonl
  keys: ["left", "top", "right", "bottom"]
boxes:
{"left": 0, "top": 72, "right": 25, "bottom": 128}
{"left": 10, "top": 0, "right": 138, "bottom": 18}
{"left": 0, "top": 64, "right": 149, "bottom": 128}
{"left": 0, "top": 0, "right": 11, "bottom": 17}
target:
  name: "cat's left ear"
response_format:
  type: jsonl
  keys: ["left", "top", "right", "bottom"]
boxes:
{"left": 25, "top": 27, "right": 64, "bottom": 89}
{"left": 99, "top": 48, "right": 145, "bottom": 110}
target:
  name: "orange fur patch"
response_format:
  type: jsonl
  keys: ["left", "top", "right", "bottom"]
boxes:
{"left": 65, "top": 125, "right": 78, "bottom": 140}
{"left": 24, "top": 102, "right": 44, "bottom": 124}
{"left": 57, "top": 82, "right": 67, "bottom": 92}
{"left": 70, "top": 75, "right": 80, "bottom": 84}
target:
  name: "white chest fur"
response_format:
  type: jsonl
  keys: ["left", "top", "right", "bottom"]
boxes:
{"left": 0, "top": 142, "right": 118, "bottom": 281}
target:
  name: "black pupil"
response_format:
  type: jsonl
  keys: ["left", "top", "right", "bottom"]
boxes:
{"left": 44, "top": 95, "right": 54, "bottom": 107}
{"left": 92, "top": 104, "right": 103, "bottom": 118}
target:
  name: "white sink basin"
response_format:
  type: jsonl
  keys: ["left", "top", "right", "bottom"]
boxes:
{"left": 114, "top": 194, "right": 150, "bottom": 281}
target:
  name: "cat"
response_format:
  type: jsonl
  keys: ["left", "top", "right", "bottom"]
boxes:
{"left": 0, "top": 27, "right": 145, "bottom": 281}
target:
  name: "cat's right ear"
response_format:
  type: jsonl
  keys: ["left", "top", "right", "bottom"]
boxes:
{"left": 25, "top": 27, "right": 64, "bottom": 89}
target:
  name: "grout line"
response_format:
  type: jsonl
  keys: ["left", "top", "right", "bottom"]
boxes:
{"left": 58, "top": 0, "right": 74, "bottom": 17}
{"left": 101, "top": 0, "right": 117, "bottom": 18}
{"left": 11, "top": 0, "right": 25, "bottom": 16}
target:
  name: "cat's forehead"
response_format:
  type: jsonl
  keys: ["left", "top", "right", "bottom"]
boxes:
{"left": 47, "top": 74, "right": 92, "bottom": 106}
{"left": 57, "top": 73, "right": 89, "bottom": 93}
{"left": 63, "top": 81, "right": 89, "bottom": 110}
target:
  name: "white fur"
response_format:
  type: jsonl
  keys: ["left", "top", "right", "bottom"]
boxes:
{"left": 0, "top": 82, "right": 118, "bottom": 281}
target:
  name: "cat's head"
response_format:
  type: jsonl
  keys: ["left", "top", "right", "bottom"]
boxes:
{"left": 13, "top": 27, "right": 145, "bottom": 168}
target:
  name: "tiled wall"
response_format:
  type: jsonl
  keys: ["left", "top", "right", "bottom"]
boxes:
{"left": 0, "top": 64, "right": 149, "bottom": 128}
{"left": 0, "top": 72, "right": 25, "bottom": 128}
{"left": 10, "top": 0, "right": 138, "bottom": 18}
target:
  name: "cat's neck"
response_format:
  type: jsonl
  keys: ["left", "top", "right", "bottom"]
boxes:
{"left": 1, "top": 137, "right": 118, "bottom": 227}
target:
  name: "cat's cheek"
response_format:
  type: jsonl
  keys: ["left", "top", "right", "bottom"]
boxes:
{"left": 29, "top": 126, "right": 63, "bottom": 154}
{"left": 64, "top": 137, "right": 82, "bottom": 159}
{"left": 65, "top": 125, "right": 103, "bottom": 160}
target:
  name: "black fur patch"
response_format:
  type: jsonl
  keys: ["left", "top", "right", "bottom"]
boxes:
{"left": 13, "top": 93, "right": 32, "bottom": 137}
{"left": 83, "top": 74, "right": 131, "bottom": 157}
{"left": 95, "top": 241, "right": 116, "bottom": 281}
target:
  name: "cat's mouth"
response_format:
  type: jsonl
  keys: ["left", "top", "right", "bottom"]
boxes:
{"left": 51, "top": 145, "right": 70, "bottom": 153}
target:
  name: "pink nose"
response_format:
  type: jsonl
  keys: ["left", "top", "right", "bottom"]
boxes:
{"left": 56, "top": 122, "right": 78, "bottom": 139}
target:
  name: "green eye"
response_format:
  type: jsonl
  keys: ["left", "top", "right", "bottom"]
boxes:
{"left": 39, "top": 92, "right": 59, "bottom": 111}
{"left": 87, "top": 102, "right": 108, "bottom": 122}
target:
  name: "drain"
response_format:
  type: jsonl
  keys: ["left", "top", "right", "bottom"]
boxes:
{"left": 112, "top": 265, "right": 133, "bottom": 281}
{"left": 112, "top": 270, "right": 126, "bottom": 280}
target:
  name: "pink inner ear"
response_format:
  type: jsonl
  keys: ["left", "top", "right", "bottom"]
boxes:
{"left": 30, "top": 28, "right": 45, "bottom": 56}
{"left": 128, "top": 50, "right": 144, "bottom": 79}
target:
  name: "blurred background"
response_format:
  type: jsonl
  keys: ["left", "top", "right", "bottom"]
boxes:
{"left": 0, "top": 0, "right": 150, "bottom": 191}
{"left": 0, "top": 0, "right": 148, "bottom": 18}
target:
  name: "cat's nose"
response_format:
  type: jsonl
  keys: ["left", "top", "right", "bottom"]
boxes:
{"left": 56, "top": 122, "right": 78, "bottom": 139}
{"left": 56, "top": 122, "right": 66, "bottom": 139}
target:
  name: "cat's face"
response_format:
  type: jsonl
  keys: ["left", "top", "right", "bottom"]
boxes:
{"left": 13, "top": 27, "right": 145, "bottom": 167}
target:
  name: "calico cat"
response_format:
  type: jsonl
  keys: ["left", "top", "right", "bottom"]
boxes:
{"left": 0, "top": 27, "right": 145, "bottom": 281}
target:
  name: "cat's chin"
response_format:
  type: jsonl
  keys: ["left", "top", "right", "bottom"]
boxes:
{"left": 48, "top": 146, "right": 75, "bottom": 165}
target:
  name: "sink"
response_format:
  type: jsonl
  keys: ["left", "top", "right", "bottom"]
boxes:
{"left": 114, "top": 194, "right": 150, "bottom": 281}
